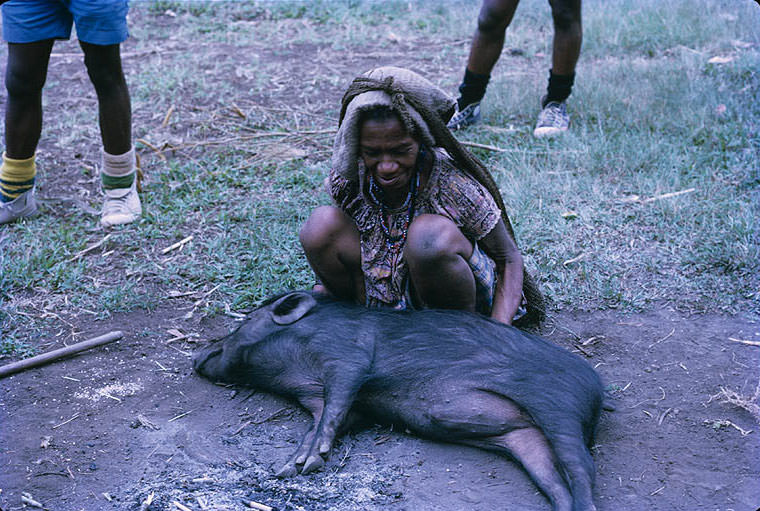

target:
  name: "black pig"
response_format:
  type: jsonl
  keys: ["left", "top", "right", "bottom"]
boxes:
{"left": 194, "top": 291, "right": 603, "bottom": 511}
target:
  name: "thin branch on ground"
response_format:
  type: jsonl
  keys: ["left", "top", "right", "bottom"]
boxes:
{"left": 717, "top": 380, "right": 760, "bottom": 425}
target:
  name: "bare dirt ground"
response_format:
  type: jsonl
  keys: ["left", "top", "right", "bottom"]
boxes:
{"left": 1, "top": 307, "right": 759, "bottom": 511}
{"left": 1, "top": 9, "right": 759, "bottom": 511}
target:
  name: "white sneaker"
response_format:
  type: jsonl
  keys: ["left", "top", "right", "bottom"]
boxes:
{"left": 101, "top": 179, "right": 141, "bottom": 227}
{"left": 0, "top": 188, "right": 38, "bottom": 225}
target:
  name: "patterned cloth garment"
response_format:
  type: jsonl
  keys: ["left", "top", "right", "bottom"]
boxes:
{"left": 330, "top": 147, "right": 500, "bottom": 310}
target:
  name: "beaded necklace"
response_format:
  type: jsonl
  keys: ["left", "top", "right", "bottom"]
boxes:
{"left": 368, "top": 147, "right": 425, "bottom": 251}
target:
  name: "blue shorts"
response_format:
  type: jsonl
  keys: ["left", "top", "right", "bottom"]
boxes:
{"left": 466, "top": 241, "right": 497, "bottom": 315}
{"left": 2, "top": 0, "right": 129, "bottom": 45}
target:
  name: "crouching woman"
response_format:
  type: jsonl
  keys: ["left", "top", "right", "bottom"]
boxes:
{"left": 300, "top": 67, "right": 543, "bottom": 326}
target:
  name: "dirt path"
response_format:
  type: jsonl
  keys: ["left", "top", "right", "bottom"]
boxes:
{"left": 2, "top": 308, "right": 758, "bottom": 511}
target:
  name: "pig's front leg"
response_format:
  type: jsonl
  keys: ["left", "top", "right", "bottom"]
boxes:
{"left": 276, "top": 395, "right": 324, "bottom": 477}
{"left": 299, "top": 367, "right": 364, "bottom": 473}
{"left": 280, "top": 362, "right": 368, "bottom": 476}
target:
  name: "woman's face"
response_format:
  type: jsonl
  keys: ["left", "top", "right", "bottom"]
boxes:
{"left": 359, "top": 116, "right": 420, "bottom": 197}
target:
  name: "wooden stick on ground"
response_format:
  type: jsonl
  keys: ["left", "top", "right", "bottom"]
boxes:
{"left": 162, "top": 235, "right": 193, "bottom": 255}
{"left": 138, "top": 492, "right": 154, "bottom": 511}
{"left": 66, "top": 234, "right": 112, "bottom": 263}
{"left": 0, "top": 331, "right": 123, "bottom": 378}
{"left": 460, "top": 140, "right": 507, "bottom": 153}
{"left": 729, "top": 337, "right": 760, "bottom": 347}
{"left": 244, "top": 500, "right": 278, "bottom": 511}
{"left": 642, "top": 188, "right": 696, "bottom": 203}
{"left": 21, "top": 492, "right": 46, "bottom": 509}
{"left": 136, "top": 138, "right": 167, "bottom": 161}
{"left": 162, "top": 105, "right": 176, "bottom": 128}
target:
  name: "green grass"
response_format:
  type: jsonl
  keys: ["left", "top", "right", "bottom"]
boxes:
{"left": 1, "top": 0, "right": 758, "bottom": 356}
{"left": 477, "top": 32, "right": 759, "bottom": 312}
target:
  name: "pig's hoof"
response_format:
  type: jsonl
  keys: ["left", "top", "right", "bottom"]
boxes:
{"left": 275, "top": 463, "right": 298, "bottom": 478}
{"left": 301, "top": 455, "right": 324, "bottom": 474}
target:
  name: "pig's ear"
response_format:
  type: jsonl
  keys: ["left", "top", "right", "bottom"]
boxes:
{"left": 271, "top": 292, "right": 317, "bottom": 325}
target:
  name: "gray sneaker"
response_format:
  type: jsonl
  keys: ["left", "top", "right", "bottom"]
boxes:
{"left": 533, "top": 100, "right": 570, "bottom": 138}
{"left": 0, "top": 188, "right": 38, "bottom": 225}
{"left": 447, "top": 102, "right": 481, "bottom": 130}
{"left": 101, "top": 179, "right": 141, "bottom": 227}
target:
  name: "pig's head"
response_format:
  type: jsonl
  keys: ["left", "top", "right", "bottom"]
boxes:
{"left": 192, "top": 291, "right": 318, "bottom": 383}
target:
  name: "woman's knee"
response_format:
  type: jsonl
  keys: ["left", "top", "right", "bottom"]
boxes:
{"left": 299, "top": 206, "right": 354, "bottom": 253}
{"left": 405, "top": 214, "right": 471, "bottom": 265}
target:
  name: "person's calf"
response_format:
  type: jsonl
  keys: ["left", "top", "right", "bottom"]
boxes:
{"left": 300, "top": 206, "right": 363, "bottom": 301}
{"left": 81, "top": 43, "right": 132, "bottom": 153}
{"left": 4, "top": 46, "right": 50, "bottom": 159}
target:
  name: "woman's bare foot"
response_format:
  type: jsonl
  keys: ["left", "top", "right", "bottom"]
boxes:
{"left": 312, "top": 283, "right": 332, "bottom": 296}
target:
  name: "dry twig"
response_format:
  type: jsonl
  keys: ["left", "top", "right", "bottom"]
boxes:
{"left": 657, "top": 407, "right": 673, "bottom": 426}
{"left": 728, "top": 337, "right": 760, "bottom": 347}
{"left": 705, "top": 418, "right": 753, "bottom": 436}
{"left": 717, "top": 381, "right": 760, "bottom": 424}
{"left": 139, "top": 492, "right": 154, "bottom": 511}
{"left": 162, "top": 105, "right": 176, "bottom": 128}
{"left": 52, "top": 413, "right": 81, "bottom": 429}
{"left": 460, "top": 140, "right": 508, "bottom": 153}
{"left": 649, "top": 328, "right": 675, "bottom": 348}
{"left": 162, "top": 235, "right": 193, "bottom": 255}
{"left": 230, "top": 103, "right": 246, "bottom": 119}
{"left": 137, "top": 138, "right": 167, "bottom": 161}
{"left": 563, "top": 253, "right": 587, "bottom": 267}
{"left": 66, "top": 234, "right": 112, "bottom": 263}
{"left": 21, "top": 493, "right": 46, "bottom": 509}
{"left": 168, "top": 410, "right": 193, "bottom": 422}
{"left": 642, "top": 188, "right": 696, "bottom": 203}
{"left": 244, "top": 500, "right": 278, "bottom": 511}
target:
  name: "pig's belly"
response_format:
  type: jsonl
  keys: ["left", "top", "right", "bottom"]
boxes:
{"left": 355, "top": 380, "right": 529, "bottom": 440}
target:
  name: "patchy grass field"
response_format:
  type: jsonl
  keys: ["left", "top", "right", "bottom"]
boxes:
{"left": 0, "top": 1, "right": 759, "bottom": 511}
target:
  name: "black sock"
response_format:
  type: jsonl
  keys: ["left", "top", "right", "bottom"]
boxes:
{"left": 457, "top": 69, "right": 490, "bottom": 109}
{"left": 544, "top": 69, "right": 575, "bottom": 107}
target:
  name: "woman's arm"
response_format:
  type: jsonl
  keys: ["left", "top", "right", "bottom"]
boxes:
{"left": 478, "top": 218, "right": 524, "bottom": 325}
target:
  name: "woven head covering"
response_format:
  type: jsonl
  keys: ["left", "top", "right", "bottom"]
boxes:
{"left": 332, "top": 66, "right": 545, "bottom": 325}
{"left": 332, "top": 66, "right": 456, "bottom": 182}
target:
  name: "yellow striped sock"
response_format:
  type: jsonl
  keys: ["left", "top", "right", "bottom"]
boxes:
{"left": 1, "top": 152, "right": 36, "bottom": 202}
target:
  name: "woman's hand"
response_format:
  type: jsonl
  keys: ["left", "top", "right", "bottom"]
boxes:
{"left": 479, "top": 219, "right": 524, "bottom": 325}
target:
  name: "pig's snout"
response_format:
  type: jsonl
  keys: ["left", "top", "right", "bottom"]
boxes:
{"left": 193, "top": 343, "right": 224, "bottom": 378}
